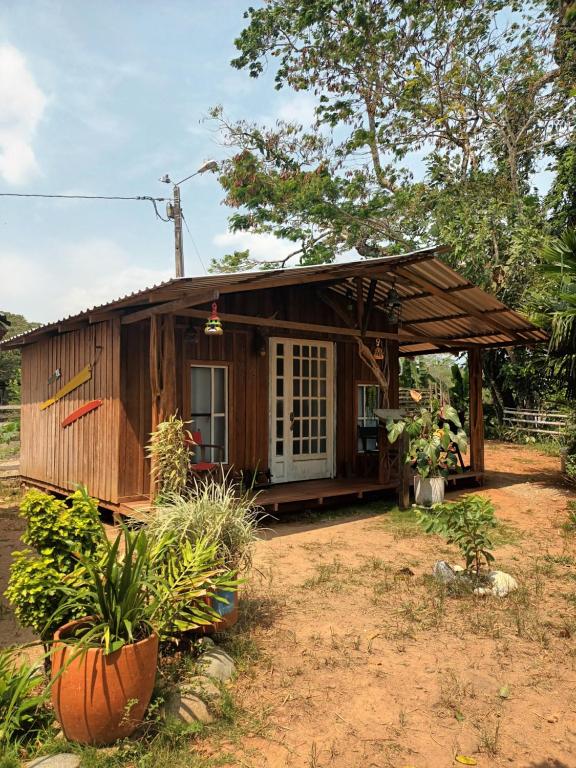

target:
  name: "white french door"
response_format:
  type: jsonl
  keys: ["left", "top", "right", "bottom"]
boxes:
{"left": 269, "top": 338, "right": 335, "bottom": 483}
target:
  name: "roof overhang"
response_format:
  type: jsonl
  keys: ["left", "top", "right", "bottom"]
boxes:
{"left": 0, "top": 245, "right": 547, "bottom": 354}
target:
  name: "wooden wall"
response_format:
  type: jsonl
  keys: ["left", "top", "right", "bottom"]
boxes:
{"left": 20, "top": 319, "right": 121, "bottom": 503}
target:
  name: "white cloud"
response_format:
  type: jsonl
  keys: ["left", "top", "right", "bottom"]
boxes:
{"left": 0, "top": 238, "right": 171, "bottom": 323}
{"left": 213, "top": 231, "right": 297, "bottom": 264}
{"left": 276, "top": 94, "right": 317, "bottom": 126}
{"left": 0, "top": 44, "right": 47, "bottom": 185}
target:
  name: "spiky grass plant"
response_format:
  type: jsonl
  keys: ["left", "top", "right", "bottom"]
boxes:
{"left": 146, "top": 415, "right": 192, "bottom": 500}
{"left": 144, "top": 475, "right": 260, "bottom": 572}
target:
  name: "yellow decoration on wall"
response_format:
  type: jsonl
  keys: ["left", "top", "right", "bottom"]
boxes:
{"left": 40, "top": 364, "right": 92, "bottom": 410}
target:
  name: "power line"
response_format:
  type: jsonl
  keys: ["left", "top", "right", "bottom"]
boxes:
{"left": 181, "top": 211, "right": 208, "bottom": 274}
{"left": 0, "top": 190, "right": 171, "bottom": 222}
{"left": 0, "top": 192, "right": 167, "bottom": 201}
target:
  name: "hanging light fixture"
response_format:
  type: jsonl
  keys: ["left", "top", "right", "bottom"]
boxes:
{"left": 204, "top": 302, "right": 223, "bottom": 336}
{"left": 385, "top": 280, "right": 402, "bottom": 324}
{"left": 373, "top": 338, "right": 384, "bottom": 361}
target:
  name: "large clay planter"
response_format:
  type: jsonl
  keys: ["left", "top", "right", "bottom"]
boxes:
{"left": 414, "top": 475, "right": 445, "bottom": 507}
{"left": 51, "top": 617, "right": 159, "bottom": 745}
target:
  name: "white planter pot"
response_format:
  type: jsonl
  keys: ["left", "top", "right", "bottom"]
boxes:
{"left": 414, "top": 475, "right": 445, "bottom": 507}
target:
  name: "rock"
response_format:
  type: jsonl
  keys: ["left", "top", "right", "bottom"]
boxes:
{"left": 26, "top": 755, "right": 80, "bottom": 768}
{"left": 489, "top": 571, "right": 518, "bottom": 597}
{"left": 164, "top": 690, "right": 215, "bottom": 725}
{"left": 197, "top": 647, "right": 235, "bottom": 682}
{"left": 433, "top": 560, "right": 457, "bottom": 582}
{"left": 183, "top": 674, "right": 221, "bottom": 702}
{"left": 196, "top": 636, "right": 216, "bottom": 652}
{"left": 546, "top": 714, "right": 559, "bottom": 723}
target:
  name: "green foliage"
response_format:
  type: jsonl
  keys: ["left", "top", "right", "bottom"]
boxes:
{"left": 0, "top": 312, "right": 39, "bottom": 405}
{"left": 56, "top": 526, "right": 238, "bottom": 654}
{"left": 386, "top": 401, "right": 467, "bottom": 478}
{"left": 5, "top": 487, "right": 103, "bottom": 639}
{"left": 145, "top": 476, "right": 260, "bottom": 572}
{"left": 0, "top": 649, "right": 49, "bottom": 748}
{"left": 419, "top": 495, "right": 497, "bottom": 575}
{"left": 147, "top": 415, "right": 192, "bottom": 500}
{"left": 539, "top": 229, "right": 576, "bottom": 395}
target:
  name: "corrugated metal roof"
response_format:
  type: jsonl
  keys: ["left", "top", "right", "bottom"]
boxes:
{"left": 0, "top": 244, "right": 547, "bottom": 354}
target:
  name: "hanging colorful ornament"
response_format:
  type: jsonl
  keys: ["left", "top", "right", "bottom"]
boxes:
{"left": 373, "top": 338, "right": 384, "bottom": 361}
{"left": 61, "top": 399, "right": 103, "bottom": 428}
{"left": 204, "top": 302, "right": 223, "bottom": 336}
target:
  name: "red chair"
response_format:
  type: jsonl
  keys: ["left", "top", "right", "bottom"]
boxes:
{"left": 188, "top": 430, "right": 225, "bottom": 478}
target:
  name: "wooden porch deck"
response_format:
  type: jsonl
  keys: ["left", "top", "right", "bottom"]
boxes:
{"left": 118, "top": 471, "right": 483, "bottom": 519}
{"left": 254, "top": 477, "right": 397, "bottom": 512}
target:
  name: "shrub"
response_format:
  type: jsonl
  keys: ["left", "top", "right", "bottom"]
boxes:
{"left": 55, "top": 526, "right": 237, "bottom": 652}
{"left": 0, "top": 649, "right": 49, "bottom": 748}
{"left": 5, "top": 487, "right": 104, "bottom": 639}
{"left": 146, "top": 415, "right": 192, "bottom": 500}
{"left": 419, "top": 494, "right": 497, "bottom": 576}
{"left": 145, "top": 475, "right": 260, "bottom": 572}
{"left": 565, "top": 454, "right": 576, "bottom": 483}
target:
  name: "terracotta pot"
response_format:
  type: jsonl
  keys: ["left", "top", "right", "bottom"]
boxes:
{"left": 414, "top": 475, "right": 445, "bottom": 507}
{"left": 51, "top": 617, "right": 159, "bottom": 745}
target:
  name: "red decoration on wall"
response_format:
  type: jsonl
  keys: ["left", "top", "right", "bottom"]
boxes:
{"left": 61, "top": 399, "right": 103, "bottom": 428}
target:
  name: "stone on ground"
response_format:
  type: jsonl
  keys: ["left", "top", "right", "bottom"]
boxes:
{"left": 183, "top": 674, "right": 221, "bottom": 701}
{"left": 164, "top": 690, "right": 214, "bottom": 725}
{"left": 489, "top": 570, "right": 518, "bottom": 597}
{"left": 26, "top": 755, "right": 80, "bottom": 768}
{"left": 197, "top": 647, "right": 235, "bottom": 682}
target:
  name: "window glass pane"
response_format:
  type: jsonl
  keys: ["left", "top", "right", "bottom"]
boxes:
{"left": 276, "top": 357, "right": 284, "bottom": 377}
{"left": 302, "top": 345, "right": 309, "bottom": 357}
{"left": 277, "top": 343, "right": 284, "bottom": 356}
{"left": 302, "top": 439, "right": 309, "bottom": 454}
{"left": 311, "top": 438, "right": 318, "bottom": 454}
{"left": 311, "top": 380, "right": 318, "bottom": 397}
{"left": 276, "top": 420, "right": 283, "bottom": 439}
{"left": 191, "top": 415, "right": 211, "bottom": 463}
{"left": 320, "top": 360, "right": 327, "bottom": 378}
{"left": 303, "top": 420, "right": 309, "bottom": 437}
{"left": 319, "top": 380, "right": 326, "bottom": 397}
{"left": 214, "top": 368, "right": 225, "bottom": 413}
{"left": 320, "top": 347, "right": 327, "bottom": 358}
{"left": 293, "top": 358, "right": 300, "bottom": 376}
{"left": 213, "top": 416, "right": 226, "bottom": 460}
{"left": 311, "top": 400, "right": 318, "bottom": 417}
{"left": 302, "top": 359, "right": 309, "bottom": 377}
{"left": 303, "top": 400, "right": 309, "bottom": 417}
{"left": 276, "top": 378, "right": 284, "bottom": 397}
{"left": 293, "top": 440, "right": 301, "bottom": 455}
{"left": 294, "top": 379, "right": 300, "bottom": 396}
{"left": 293, "top": 421, "right": 300, "bottom": 437}
{"left": 293, "top": 344, "right": 300, "bottom": 356}
{"left": 311, "top": 346, "right": 318, "bottom": 358}
{"left": 311, "top": 359, "right": 318, "bottom": 377}
{"left": 311, "top": 419, "right": 318, "bottom": 436}
{"left": 191, "top": 367, "right": 211, "bottom": 415}
{"left": 276, "top": 440, "right": 284, "bottom": 456}
{"left": 320, "top": 438, "right": 327, "bottom": 452}
{"left": 276, "top": 400, "right": 283, "bottom": 418}
{"left": 320, "top": 418, "right": 327, "bottom": 437}
{"left": 294, "top": 399, "right": 300, "bottom": 417}
{"left": 320, "top": 400, "right": 326, "bottom": 417}
{"left": 303, "top": 379, "right": 309, "bottom": 397}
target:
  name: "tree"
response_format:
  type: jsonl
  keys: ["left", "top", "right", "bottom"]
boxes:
{"left": 539, "top": 229, "right": 576, "bottom": 396}
{"left": 0, "top": 313, "right": 39, "bottom": 404}
{"left": 209, "top": 0, "right": 574, "bottom": 414}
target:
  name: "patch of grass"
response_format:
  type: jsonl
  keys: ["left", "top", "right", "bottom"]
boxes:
{"left": 375, "top": 506, "right": 423, "bottom": 539}
{"left": 302, "top": 559, "right": 345, "bottom": 592}
{"left": 561, "top": 501, "right": 576, "bottom": 534}
{"left": 492, "top": 521, "right": 523, "bottom": 547}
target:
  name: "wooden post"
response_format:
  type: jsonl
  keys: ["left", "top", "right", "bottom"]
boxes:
{"left": 149, "top": 314, "right": 177, "bottom": 497}
{"left": 468, "top": 348, "right": 485, "bottom": 476}
{"left": 398, "top": 431, "right": 411, "bottom": 509}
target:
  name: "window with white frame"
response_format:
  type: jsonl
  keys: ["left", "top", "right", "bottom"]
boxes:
{"left": 357, "top": 384, "right": 380, "bottom": 453}
{"left": 190, "top": 365, "right": 228, "bottom": 463}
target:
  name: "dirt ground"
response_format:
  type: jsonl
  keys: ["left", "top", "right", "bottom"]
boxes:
{"left": 225, "top": 442, "right": 576, "bottom": 768}
{"left": 1, "top": 442, "right": 575, "bottom": 768}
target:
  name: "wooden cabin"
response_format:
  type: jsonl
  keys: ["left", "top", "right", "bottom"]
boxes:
{"left": 1, "top": 248, "right": 546, "bottom": 513}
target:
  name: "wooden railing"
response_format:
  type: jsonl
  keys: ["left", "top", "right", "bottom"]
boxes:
{"left": 0, "top": 404, "right": 20, "bottom": 423}
{"left": 503, "top": 407, "right": 569, "bottom": 438}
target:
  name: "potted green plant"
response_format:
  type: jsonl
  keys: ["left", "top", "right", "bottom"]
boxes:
{"left": 386, "top": 400, "right": 467, "bottom": 506}
{"left": 50, "top": 526, "right": 236, "bottom": 745}
{"left": 143, "top": 474, "right": 260, "bottom": 630}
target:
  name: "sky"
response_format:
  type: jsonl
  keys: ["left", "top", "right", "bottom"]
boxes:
{"left": 0, "top": 1, "right": 554, "bottom": 325}
{"left": 0, "top": 0, "right": 318, "bottom": 323}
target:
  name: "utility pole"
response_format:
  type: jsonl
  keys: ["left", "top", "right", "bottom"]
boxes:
{"left": 173, "top": 184, "right": 184, "bottom": 278}
{"left": 160, "top": 160, "right": 219, "bottom": 279}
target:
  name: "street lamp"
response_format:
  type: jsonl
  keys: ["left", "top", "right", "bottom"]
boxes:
{"left": 160, "top": 160, "right": 219, "bottom": 278}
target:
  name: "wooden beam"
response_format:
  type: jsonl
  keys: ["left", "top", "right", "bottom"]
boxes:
{"left": 178, "top": 307, "right": 486, "bottom": 346}
{"left": 57, "top": 321, "right": 88, "bottom": 333}
{"left": 88, "top": 311, "right": 122, "bottom": 324}
{"left": 355, "top": 276, "right": 364, "bottom": 329}
{"left": 362, "top": 279, "right": 377, "bottom": 334}
{"left": 468, "top": 348, "right": 484, "bottom": 476}
{"left": 394, "top": 266, "right": 523, "bottom": 340}
{"left": 122, "top": 289, "right": 220, "bottom": 325}
{"left": 317, "top": 289, "right": 356, "bottom": 328}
